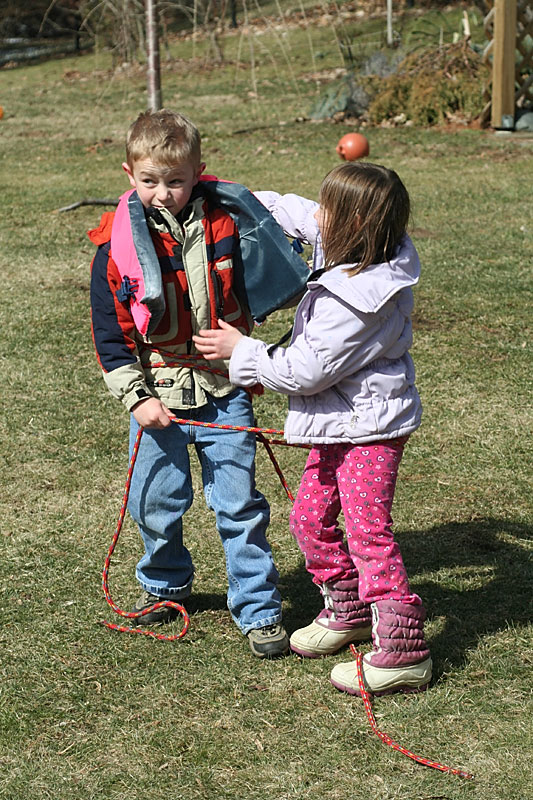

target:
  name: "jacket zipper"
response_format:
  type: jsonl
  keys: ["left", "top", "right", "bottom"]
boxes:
{"left": 211, "top": 268, "right": 225, "bottom": 321}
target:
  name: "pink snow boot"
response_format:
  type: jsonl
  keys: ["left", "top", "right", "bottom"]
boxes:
{"left": 330, "top": 599, "right": 432, "bottom": 695}
{"left": 290, "top": 577, "right": 372, "bottom": 658}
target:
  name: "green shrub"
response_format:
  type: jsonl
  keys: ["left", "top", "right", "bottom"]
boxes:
{"left": 366, "top": 42, "right": 490, "bottom": 125}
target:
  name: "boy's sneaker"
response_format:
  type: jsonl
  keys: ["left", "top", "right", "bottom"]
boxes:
{"left": 247, "top": 623, "right": 290, "bottom": 658}
{"left": 130, "top": 591, "right": 185, "bottom": 626}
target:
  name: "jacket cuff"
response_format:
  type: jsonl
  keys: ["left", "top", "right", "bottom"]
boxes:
{"left": 123, "top": 386, "right": 154, "bottom": 412}
{"left": 229, "top": 336, "right": 265, "bottom": 387}
{"left": 253, "top": 191, "right": 319, "bottom": 245}
{"left": 103, "top": 363, "right": 154, "bottom": 411}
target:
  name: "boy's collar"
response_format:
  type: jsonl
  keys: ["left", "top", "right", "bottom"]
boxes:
{"left": 145, "top": 195, "right": 201, "bottom": 238}
{"left": 146, "top": 205, "right": 183, "bottom": 239}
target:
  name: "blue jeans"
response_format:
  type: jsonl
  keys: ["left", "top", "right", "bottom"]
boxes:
{"left": 127, "top": 389, "right": 282, "bottom": 634}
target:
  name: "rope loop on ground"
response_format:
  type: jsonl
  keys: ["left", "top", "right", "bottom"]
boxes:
{"left": 101, "top": 410, "right": 309, "bottom": 641}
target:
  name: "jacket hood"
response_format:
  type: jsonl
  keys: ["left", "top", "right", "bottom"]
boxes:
{"left": 307, "top": 234, "right": 420, "bottom": 314}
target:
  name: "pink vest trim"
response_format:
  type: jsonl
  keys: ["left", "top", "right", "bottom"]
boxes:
{"left": 110, "top": 178, "right": 223, "bottom": 337}
{"left": 111, "top": 189, "right": 153, "bottom": 336}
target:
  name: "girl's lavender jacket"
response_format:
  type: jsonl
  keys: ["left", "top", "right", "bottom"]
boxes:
{"left": 229, "top": 191, "right": 422, "bottom": 445}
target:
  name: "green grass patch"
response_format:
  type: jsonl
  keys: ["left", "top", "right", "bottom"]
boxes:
{"left": 1, "top": 6, "right": 532, "bottom": 799}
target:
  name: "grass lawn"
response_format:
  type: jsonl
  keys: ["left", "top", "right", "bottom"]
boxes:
{"left": 0, "top": 5, "right": 532, "bottom": 799}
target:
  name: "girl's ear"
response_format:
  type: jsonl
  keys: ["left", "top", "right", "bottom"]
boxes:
{"left": 122, "top": 162, "right": 137, "bottom": 189}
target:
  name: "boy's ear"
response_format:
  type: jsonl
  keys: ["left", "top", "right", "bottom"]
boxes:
{"left": 122, "top": 162, "right": 137, "bottom": 189}
{"left": 194, "top": 162, "right": 207, "bottom": 184}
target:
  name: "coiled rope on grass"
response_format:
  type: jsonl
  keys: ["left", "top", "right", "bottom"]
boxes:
{"left": 101, "top": 412, "right": 310, "bottom": 641}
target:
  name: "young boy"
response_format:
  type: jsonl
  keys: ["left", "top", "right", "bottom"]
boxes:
{"left": 89, "top": 109, "right": 289, "bottom": 658}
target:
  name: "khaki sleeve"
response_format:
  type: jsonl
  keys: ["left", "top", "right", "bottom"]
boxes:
{"left": 103, "top": 361, "right": 154, "bottom": 411}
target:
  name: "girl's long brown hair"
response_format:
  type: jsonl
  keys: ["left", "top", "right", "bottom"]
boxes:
{"left": 319, "top": 162, "right": 410, "bottom": 275}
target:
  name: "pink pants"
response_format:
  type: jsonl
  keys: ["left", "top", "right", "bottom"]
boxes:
{"left": 289, "top": 439, "right": 420, "bottom": 605}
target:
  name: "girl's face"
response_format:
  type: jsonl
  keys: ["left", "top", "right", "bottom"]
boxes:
{"left": 315, "top": 206, "right": 360, "bottom": 241}
{"left": 314, "top": 206, "right": 328, "bottom": 238}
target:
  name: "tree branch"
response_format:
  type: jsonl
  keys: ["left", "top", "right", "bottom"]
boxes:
{"left": 56, "top": 198, "right": 118, "bottom": 213}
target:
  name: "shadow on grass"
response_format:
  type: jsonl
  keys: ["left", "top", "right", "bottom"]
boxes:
{"left": 280, "top": 517, "right": 532, "bottom": 679}
{"left": 402, "top": 517, "right": 532, "bottom": 677}
{"left": 149, "top": 517, "right": 531, "bottom": 682}
{"left": 184, "top": 592, "right": 228, "bottom": 615}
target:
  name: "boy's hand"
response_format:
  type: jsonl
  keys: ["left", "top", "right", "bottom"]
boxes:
{"left": 193, "top": 319, "right": 244, "bottom": 360}
{"left": 132, "top": 397, "right": 173, "bottom": 429}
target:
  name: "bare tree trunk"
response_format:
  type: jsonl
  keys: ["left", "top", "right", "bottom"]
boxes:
{"left": 229, "top": 0, "right": 238, "bottom": 28}
{"left": 386, "top": 0, "right": 393, "bottom": 47}
{"left": 146, "top": 0, "right": 162, "bottom": 110}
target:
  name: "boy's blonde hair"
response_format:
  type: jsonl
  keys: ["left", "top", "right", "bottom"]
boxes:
{"left": 319, "top": 162, "right": 410, "bottom": 275}
{"left": 125, "top": 109, "right": 202, "bottom": 169}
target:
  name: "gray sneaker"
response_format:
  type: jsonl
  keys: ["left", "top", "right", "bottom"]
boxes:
{"left": 247, "top": 623, "right": 290, "bottom": 658}
{"left": 130, "top": 591, "right": 185, "bottom": 626}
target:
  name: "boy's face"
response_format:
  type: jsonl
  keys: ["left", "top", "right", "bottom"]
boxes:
{"left": 123, "top": 157, "right": 206, "bottom": 216}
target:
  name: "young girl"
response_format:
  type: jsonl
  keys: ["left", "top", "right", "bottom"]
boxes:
{"left": 193, "top": 162, "right": 432, "bottom": 695}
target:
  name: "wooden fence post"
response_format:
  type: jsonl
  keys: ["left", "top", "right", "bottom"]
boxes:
{"left": 491, "top": 0, "right": 517, "bottom": 128}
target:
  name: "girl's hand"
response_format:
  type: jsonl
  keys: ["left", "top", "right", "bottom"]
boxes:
{"left": 193, "top": 319, "right": 244, "bottom": 360}
{"left": 132, "top": 397, "right": 173, "bottom": 429}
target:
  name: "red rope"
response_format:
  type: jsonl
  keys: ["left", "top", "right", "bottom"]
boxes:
{"left": 101, "top": 426, "right": 190, "bottom": 641}
{"left": 101, "top": 413, "right": 309, "bottom": 640}
{"left": 100, "top": 351, "right": 473, "bottom": 780}
{"left": 349, "top": 645, "right": 474, "bottom": 780}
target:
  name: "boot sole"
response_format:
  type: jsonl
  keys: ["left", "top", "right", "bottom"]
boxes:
{"left": 331, "top": 676, "right": 430, "bottom": 696}
{"left": 290, "top": 644, "right": 327, "bottom": 659}
{"left": 250, "top": 645, "right": 290, "bottom": 659}
{"left": 290, "top": 641, "right": 368, "bottom": 658}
